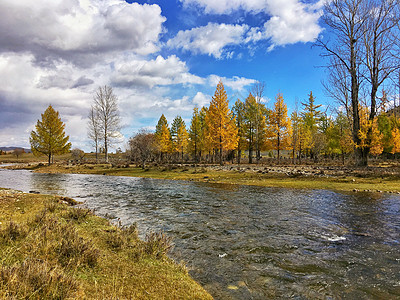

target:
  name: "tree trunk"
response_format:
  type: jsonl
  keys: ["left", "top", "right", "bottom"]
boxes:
{"left": 237, "top": 149, "right": 241, "bottom": 164}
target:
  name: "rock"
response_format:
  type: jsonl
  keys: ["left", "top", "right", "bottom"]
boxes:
{"left": 29, "top": 190, "right": 40, "bottom": 194}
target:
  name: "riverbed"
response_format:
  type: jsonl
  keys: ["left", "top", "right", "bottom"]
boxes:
{"left": 0, "top": 168, "right": 399, "bottom": 299}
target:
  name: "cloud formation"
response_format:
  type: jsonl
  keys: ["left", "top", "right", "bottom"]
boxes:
{"left": 0, "top": 0, "right": 166, "bottom": 66}
{"left": 111, "top": 55, "right": 204, "bottom": 88}
{"left": 179, "top": 0, "right": 323, "bottom": 50}
{"left": 167, "top": 23, "right": 249, "bottom": 58}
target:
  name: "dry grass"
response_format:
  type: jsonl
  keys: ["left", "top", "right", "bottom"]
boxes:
{"left": 0, "top": 189, "right": 212, "bottom": 299}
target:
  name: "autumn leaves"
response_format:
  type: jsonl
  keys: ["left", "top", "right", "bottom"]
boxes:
{"left": 154, "top": 81, "right": 292, "bottom": 165}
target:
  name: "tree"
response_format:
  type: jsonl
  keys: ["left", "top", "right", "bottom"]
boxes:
{"left": 250, "top": 81, "right": 266, "bottom": 162}
{"left": 12, "top": 148, "right": 24, "bottom": 159}
{"left": 30, "top": 105, "right": 71, "bottom": 165}
{"left": 87, "top": 105, "right": 102, "bottom": 162}
{"left": 244, "top": 93, "right": 257, "bottom": 163}
{"left": 71, "top": 148, "right": 85, "bottom": 163}
{"left": 391, "top": 127, "right": 400, "bottom": 154}
{"left": 188, "top": 107, "right": 201, "bottom": 163}
{"left": 129, "top": 129, "right": 156, "bottom": 169}
{"left": 155, "top": 114, "right": 172, "bottom": 161}
{"left": 205, "top": 81, "right": 238, "bottom": 165}
{"left": 301, "top": 92, "right": 323, "bottom": 160}
{"left": 93, "top": 85, "right": 121, "bottom": 163}
{"left": 171, "top": 116, "right": 188, "bottom": 161}
{"left": 329, "top": 112, "right": 353, "bottom": 164}
{"left": 362, "top": 0, "right": 399, "bottom": 159}
{"left": 318, "top": 0, "right": 400, "bottom": 166}
{"left": 232, "top": 99, "right": 246, "bottom": 164}
{"left": 269, "top": 94, "right": 291, "bottom": 164}
{"left": 317, "top": 0, "right": 369, "bottom": 166}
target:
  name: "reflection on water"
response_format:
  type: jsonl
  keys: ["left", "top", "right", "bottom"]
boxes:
{"left": 0, "top": 168, "right": 399, "bottom": 299}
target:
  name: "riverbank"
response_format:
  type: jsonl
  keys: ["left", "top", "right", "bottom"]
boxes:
{"left": 6, "top": 162, "right": 400, "bottom": 193}
{"left": 0, "top": 188, "right": 212, "bottom": 299}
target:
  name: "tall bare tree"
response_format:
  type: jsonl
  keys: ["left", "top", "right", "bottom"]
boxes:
{"left": 87, "top": 105, "right": 102, "bottom": 162}
{"left": 362, "top": 0, "right": 400, "bottom": 159}
{"left": 93, "top": 85, "right": 121, "bottom": 163}
{"left": 317, "top": 0, "right": 370, "bottom": 166}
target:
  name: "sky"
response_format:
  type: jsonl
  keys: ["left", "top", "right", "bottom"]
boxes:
{"left": 0, "top": 0, "right": 329, "bottom": 151}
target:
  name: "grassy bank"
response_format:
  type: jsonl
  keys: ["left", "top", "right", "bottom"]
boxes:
{"left": 0, "top": 189, "right": 212, "bottom": 299}
{"left": 21, "top": 163, "right": 400, "bottom": 193}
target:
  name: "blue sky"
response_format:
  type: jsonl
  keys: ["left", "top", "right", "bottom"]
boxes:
{"left": 0, "top": 0, "right": 329, "bottom": 151}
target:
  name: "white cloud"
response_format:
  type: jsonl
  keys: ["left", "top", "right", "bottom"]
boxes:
{"left": 111, "top": 55, "right": 204, "bottom": 88}
{"left": 0, "top": 0, "right": 166, "bottom": 66}
{"left": 192, "top": 92, "right": 211, "bottom": 107}
{"left": 167, "top": 23, "right": 249, "bottom": 59}
{"left": 208, "top": 75, "right": 256, "bottom": 91}
{"left": 179, "top": 0, "right": 323, "bottom": 49}
{"left": 180, "top": 0, "right": 267, "bottom": 14}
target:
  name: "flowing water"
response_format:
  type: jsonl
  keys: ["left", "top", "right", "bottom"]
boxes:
{"left": 0, "top": 168, "right": 399, "bottom": 299}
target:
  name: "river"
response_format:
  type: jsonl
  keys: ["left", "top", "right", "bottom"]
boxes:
{"left": 0, "top": 168, "right": 399, "bottom": 299}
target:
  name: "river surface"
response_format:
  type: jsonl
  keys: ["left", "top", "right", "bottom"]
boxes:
{"left": 0, "top": 168, "right": 399, "bottom": 299}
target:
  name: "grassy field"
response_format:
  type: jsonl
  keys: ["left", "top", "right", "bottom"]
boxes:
{"left": 0, "top": 189, "right": 212, "bottom": 299}
{"left": 24, "top": 163, "right": 400, "bottom": 193}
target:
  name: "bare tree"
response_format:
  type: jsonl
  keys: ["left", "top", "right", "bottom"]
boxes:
{"left": 317, "top": 0, "right": 370, "bottom": 166}
{"left": 362, "top": 0, "right": 400, "bottom": 157}
{"left": 129, "top": 129, "right": 156, "bottom": 169}
{"left": 93, "top": 86, "right": 121, "bottom": 163}
{"left": 12, "top": 148, "right": 24, "bottom": 159}
{"left": 87, "top": 105, "right": 102, "bottom": 162}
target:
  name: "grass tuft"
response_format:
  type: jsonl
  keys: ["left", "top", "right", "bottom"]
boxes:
{"left": 0, "top": 221, "right": 27, "bottom": 242}
{"left": 0, "top": 258, "right": 79, "bottom": 299}
{"left": 144, "top": 231, "right": 173, "bottom": 259}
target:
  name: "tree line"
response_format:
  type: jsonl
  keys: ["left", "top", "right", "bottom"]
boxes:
{"left": 128, "top": 81, "right": 400, "bottom": 168}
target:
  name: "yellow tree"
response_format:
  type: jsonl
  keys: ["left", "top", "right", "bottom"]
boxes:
{"left": 391, "top": 127, "right": 400, "bottom": 154}
{"left": 155, "top": 114, "right": 172, "bottom": 161}
{"left": 359, "top": 106, "right": 383, "bottom": 157}
{"left": 205, "top": 81, "right": 238, "bottom": 165}
{"left": 269, "top": 94, "right": 291, "bottom": 163}
{"left": 30, "top": 105, "right": 71, "bottom": 165}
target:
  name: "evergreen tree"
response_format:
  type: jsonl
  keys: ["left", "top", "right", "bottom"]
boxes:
{"left": 301, "top": 91, "right": 322, "bottom": 159}
{"left": 171, "top": 115, "right": 188, "bottom": 161}
{"left": 269, "top": 94, "right": 291, "bottom": 164}
{"left": 30, "top": 105, "right": 71, "bottom": 165}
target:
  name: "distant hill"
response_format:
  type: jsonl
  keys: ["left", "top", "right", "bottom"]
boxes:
{"left": 0, "top": 147, "right": 32, "bottom": 153}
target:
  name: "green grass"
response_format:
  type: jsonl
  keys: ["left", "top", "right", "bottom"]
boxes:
{"left": 32, "top": 163, "right": 400, "bottom": 193}
{"left": 0, "top": 189, "right": 211, "bottom": 299}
